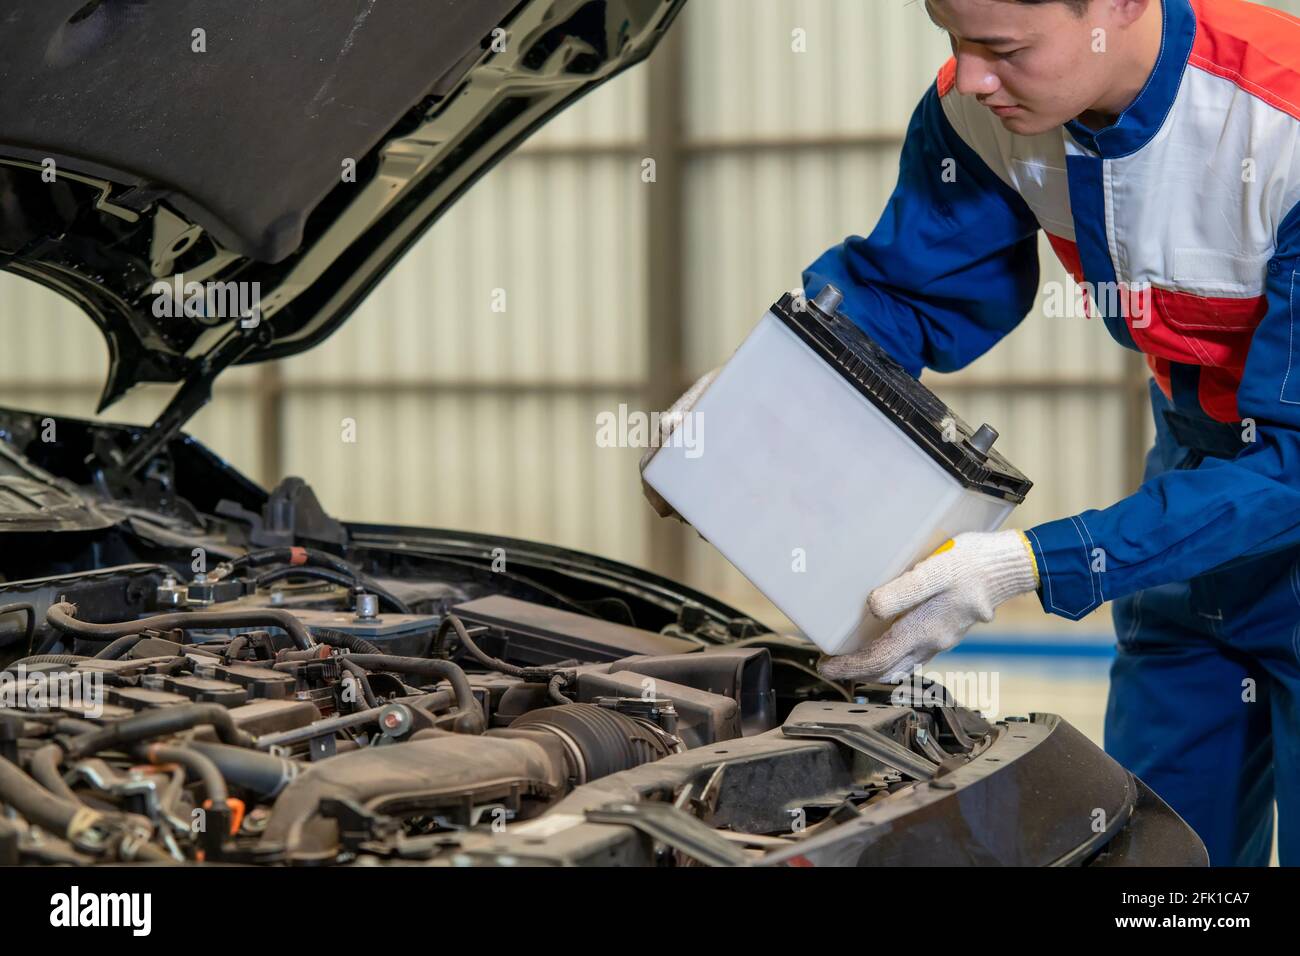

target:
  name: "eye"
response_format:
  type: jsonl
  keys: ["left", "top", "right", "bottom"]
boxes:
{"left": 995, "top": 48, "right": 1025, "bottom": 60}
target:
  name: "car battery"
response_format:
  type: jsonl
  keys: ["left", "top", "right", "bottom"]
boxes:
{"left": 641, "top": 285, "right": 1032, "bottom": 658}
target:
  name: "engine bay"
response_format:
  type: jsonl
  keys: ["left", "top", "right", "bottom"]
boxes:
{"left": 0, "top": 409, "right": 1204, "bottom": 867}
{"left": 0, "top": 539, "right": 1056, "bottom": 866}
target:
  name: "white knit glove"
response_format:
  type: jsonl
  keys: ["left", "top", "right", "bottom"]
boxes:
{"left": 818, "top": 530, "right": 1039, "bottom": 683}
{"left": 640, "top": 367, "right": 721, "bottom": 520}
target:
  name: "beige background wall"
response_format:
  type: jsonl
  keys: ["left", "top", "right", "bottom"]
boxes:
{"left": 5, "top": 0, "right": 1298, "bottom": 639}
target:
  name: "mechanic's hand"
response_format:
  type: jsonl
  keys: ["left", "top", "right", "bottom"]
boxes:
{"left": 818, "top": 529, "right": 1039, "bottom": 683}
{"left": 639, "top": 367, "right": 721, "bottom": 521}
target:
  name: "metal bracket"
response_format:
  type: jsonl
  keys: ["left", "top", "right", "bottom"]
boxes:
{"left": 936, "top": 705, "right": 980, "bottom": 753}
{"left": 585, "top": 801, "right": 751, "bottom": 867}
{"left": 319, "top": 796, "right": 401, "bottom": 855}
{"left": 783, "top": 721, "right": 939, "bottom": 781}
{"left": 89, "top": 323, "right": 271, "bottom": 492}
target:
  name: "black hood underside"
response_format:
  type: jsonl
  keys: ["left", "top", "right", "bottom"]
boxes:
{"left": 0, "top": 0, "right": 683, "bottom": 468}
{"left": 0, "top": 0, "right": 520, "bottom": 264}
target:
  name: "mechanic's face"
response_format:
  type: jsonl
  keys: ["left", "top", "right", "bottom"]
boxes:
{"left": 926, "top": 0, "right": 1131, "bottom": 136}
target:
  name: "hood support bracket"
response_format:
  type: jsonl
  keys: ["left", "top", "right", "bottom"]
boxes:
{"left": 91, "top": 325, "right": 267, "bottom": 487}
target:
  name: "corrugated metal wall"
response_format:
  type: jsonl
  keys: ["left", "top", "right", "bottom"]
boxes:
{"left": 3, "top": 0, "right": 1299, "bottom": 632}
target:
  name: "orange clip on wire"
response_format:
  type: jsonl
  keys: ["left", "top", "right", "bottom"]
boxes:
{"left": 202, "top": 797, "right": 247, "bottom": 837}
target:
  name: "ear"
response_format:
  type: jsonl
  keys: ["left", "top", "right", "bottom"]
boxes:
{"left": 1107, "top": 0, "right": 1152, "bottom": 29}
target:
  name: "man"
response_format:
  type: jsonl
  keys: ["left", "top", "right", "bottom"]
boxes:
{"left": 645, "top": 0, "right": 1300, "bottom": 866}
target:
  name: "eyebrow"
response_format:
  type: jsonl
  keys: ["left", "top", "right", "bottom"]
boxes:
{"left": 923, "top": 1, "right": 1023, "bottom": 47}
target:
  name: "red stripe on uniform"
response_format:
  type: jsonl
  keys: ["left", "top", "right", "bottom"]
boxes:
{"left": 1190, "top": 0, "right": 1300, "bottom": 121}
{"left": 1125, "top": 286, "right": 1265, "bottom": 371}
{"left": 1198, "top": 365, "right": 1246, "bottom": 423}
{"left": 1043, "top": 237, "right": 1260, "bottom": 422}
{"left": 1044, "top": 233, "right": 1084, "bottom": 284}
{"left": 1044, "top": 233, "right": 1095, "bottom": 318}
{"left": 1147, "top": 354, "right": 1174, "bottom": 401}
{"left": 937, "top": 57, "right": 956, "bottom": 97}
{"left": 1127, "top": 285, "right": 1265, "bottom": 423}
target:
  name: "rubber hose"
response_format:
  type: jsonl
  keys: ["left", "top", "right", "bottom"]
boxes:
{"left": 227, "top": 546, "right": 358, "bottom": 578}
{"left": 65, "top": 703, "right": 256, "bottom": 759}
{"left": 46, "top": 602, "right": 316, "bottom": 650}
{"left": 186, "top": 741, "right": 298, "bottom": 798}
{"left": 547, "top": 672, "right": 575, "bottom": 705}
{"left": 139, "top": 743, "right": 228, "bottom": 805}
{"left": 344, "top": 654, "right": 482, "bottom": 733}
{"left": 311, "top": 627, "right": 383, "bottom": 655}
{"left": 28, "top": 743, "right": 82, "bottom": 803}
{"left": 434, "top": 614, "right": 525, "bottom": 676}
{"left": 339, "top": 659, "right": 379, "bottom": 708}
{"left": 0, "top": 755, "right": 95, "bottom": 837}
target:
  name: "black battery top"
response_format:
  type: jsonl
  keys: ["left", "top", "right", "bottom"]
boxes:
{"left": 772, "top": 288, "right": 1032, "bottom": 504}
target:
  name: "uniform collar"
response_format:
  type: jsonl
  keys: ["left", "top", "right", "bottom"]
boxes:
{"left": 1063, "top": 0, "right": 1196, "bottom": 158}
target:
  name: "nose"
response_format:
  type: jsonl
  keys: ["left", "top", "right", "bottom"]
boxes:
{"left": 953, "top": 49, "right": 1001, "bottom": 98}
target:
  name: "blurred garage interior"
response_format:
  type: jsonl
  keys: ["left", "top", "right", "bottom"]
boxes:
{"left": 5, "top": 2, "right": 1298, "bottom": 831}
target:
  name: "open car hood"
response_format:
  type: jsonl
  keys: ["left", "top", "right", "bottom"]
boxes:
{"left": 0, "top": 0, "right": 682, "bottom": 464}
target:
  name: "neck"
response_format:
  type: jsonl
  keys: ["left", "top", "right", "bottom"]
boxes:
{"left": 1076, "top": 0, "right": 1166, "bottom": 131}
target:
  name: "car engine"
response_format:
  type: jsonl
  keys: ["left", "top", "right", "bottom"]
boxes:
{"left": 0, "top": 411, "right": 1206, "bottom": 867}
{"left": 0, "top": 540, "right": 1061, "bottom": 866}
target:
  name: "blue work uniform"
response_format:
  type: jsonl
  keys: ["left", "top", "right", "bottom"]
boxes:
{"left": 803, "top": 0, "right": 1300, "bottom": 865}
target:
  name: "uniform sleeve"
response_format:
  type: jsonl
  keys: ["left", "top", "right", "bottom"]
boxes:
{"left": 801, "top": 83, "right": 1042, "bottom": 376}
{"left": 1027, "top": 205, "right": 1300, "bottom": 619}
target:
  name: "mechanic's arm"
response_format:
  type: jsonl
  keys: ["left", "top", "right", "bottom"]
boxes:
{"left": 804, "top": 81, "right": 1047, "bottom": 681}
{"left": 802, "top": 81, "right": 1041, "bottom": 376}
{"left": 833, "top": 208, "right": 1300, "bottom": 683}
{"left": 1026, "top": 207, "right": 1300, "bottom": 620}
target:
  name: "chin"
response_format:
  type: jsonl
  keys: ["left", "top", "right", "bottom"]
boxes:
{"left": 997, "top": 111, "right": 1055, "bottom": 136}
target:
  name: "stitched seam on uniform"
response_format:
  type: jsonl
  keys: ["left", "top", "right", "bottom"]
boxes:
{"left": 1039, "top": 517, "right": 1098, "bottom": 619}
{"left": 1067, "top": 515, "right": 1098, "bottom": 614}
{"left": 1284, "top": 270, "right": 1300, "bottom": 404}
{"left": 1253, "top": 5, "right": 1300, "bottom": 29}
{"left": 1103, "top": 161, "right": 1125, "bottom": 289}
{"left": 1074, "top": 514, "right": 1105, "bottom": 604}
{"left": 1055, "top": 520, "right": 1086, "bottom": 616}
{"left": 1179, "top": 328, "right": 1217, "bottom": 366}
{"left": 1168, "top": 250, "right": 1269, "bottom": 304}
{"left": 1064, "top": 127, "right": 1099, "bottom": 159}
{"left": 1106, "top": 0, "right": 1191, "bottom": 160}
{"left": 1025, "top": 527, "right": 1054, "bottom": 610}
{"left": 1188, "top": 55, "right": 1300, "bottom": 121}
{"left": 1163, "top": 318, "right": 1258, "bottom": 330}
{"left": 1152, "top": 284, "right": 1263, "bottom": 331}
{"left": 1174, "top": 245, "right": 1272, "bottom": 267}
